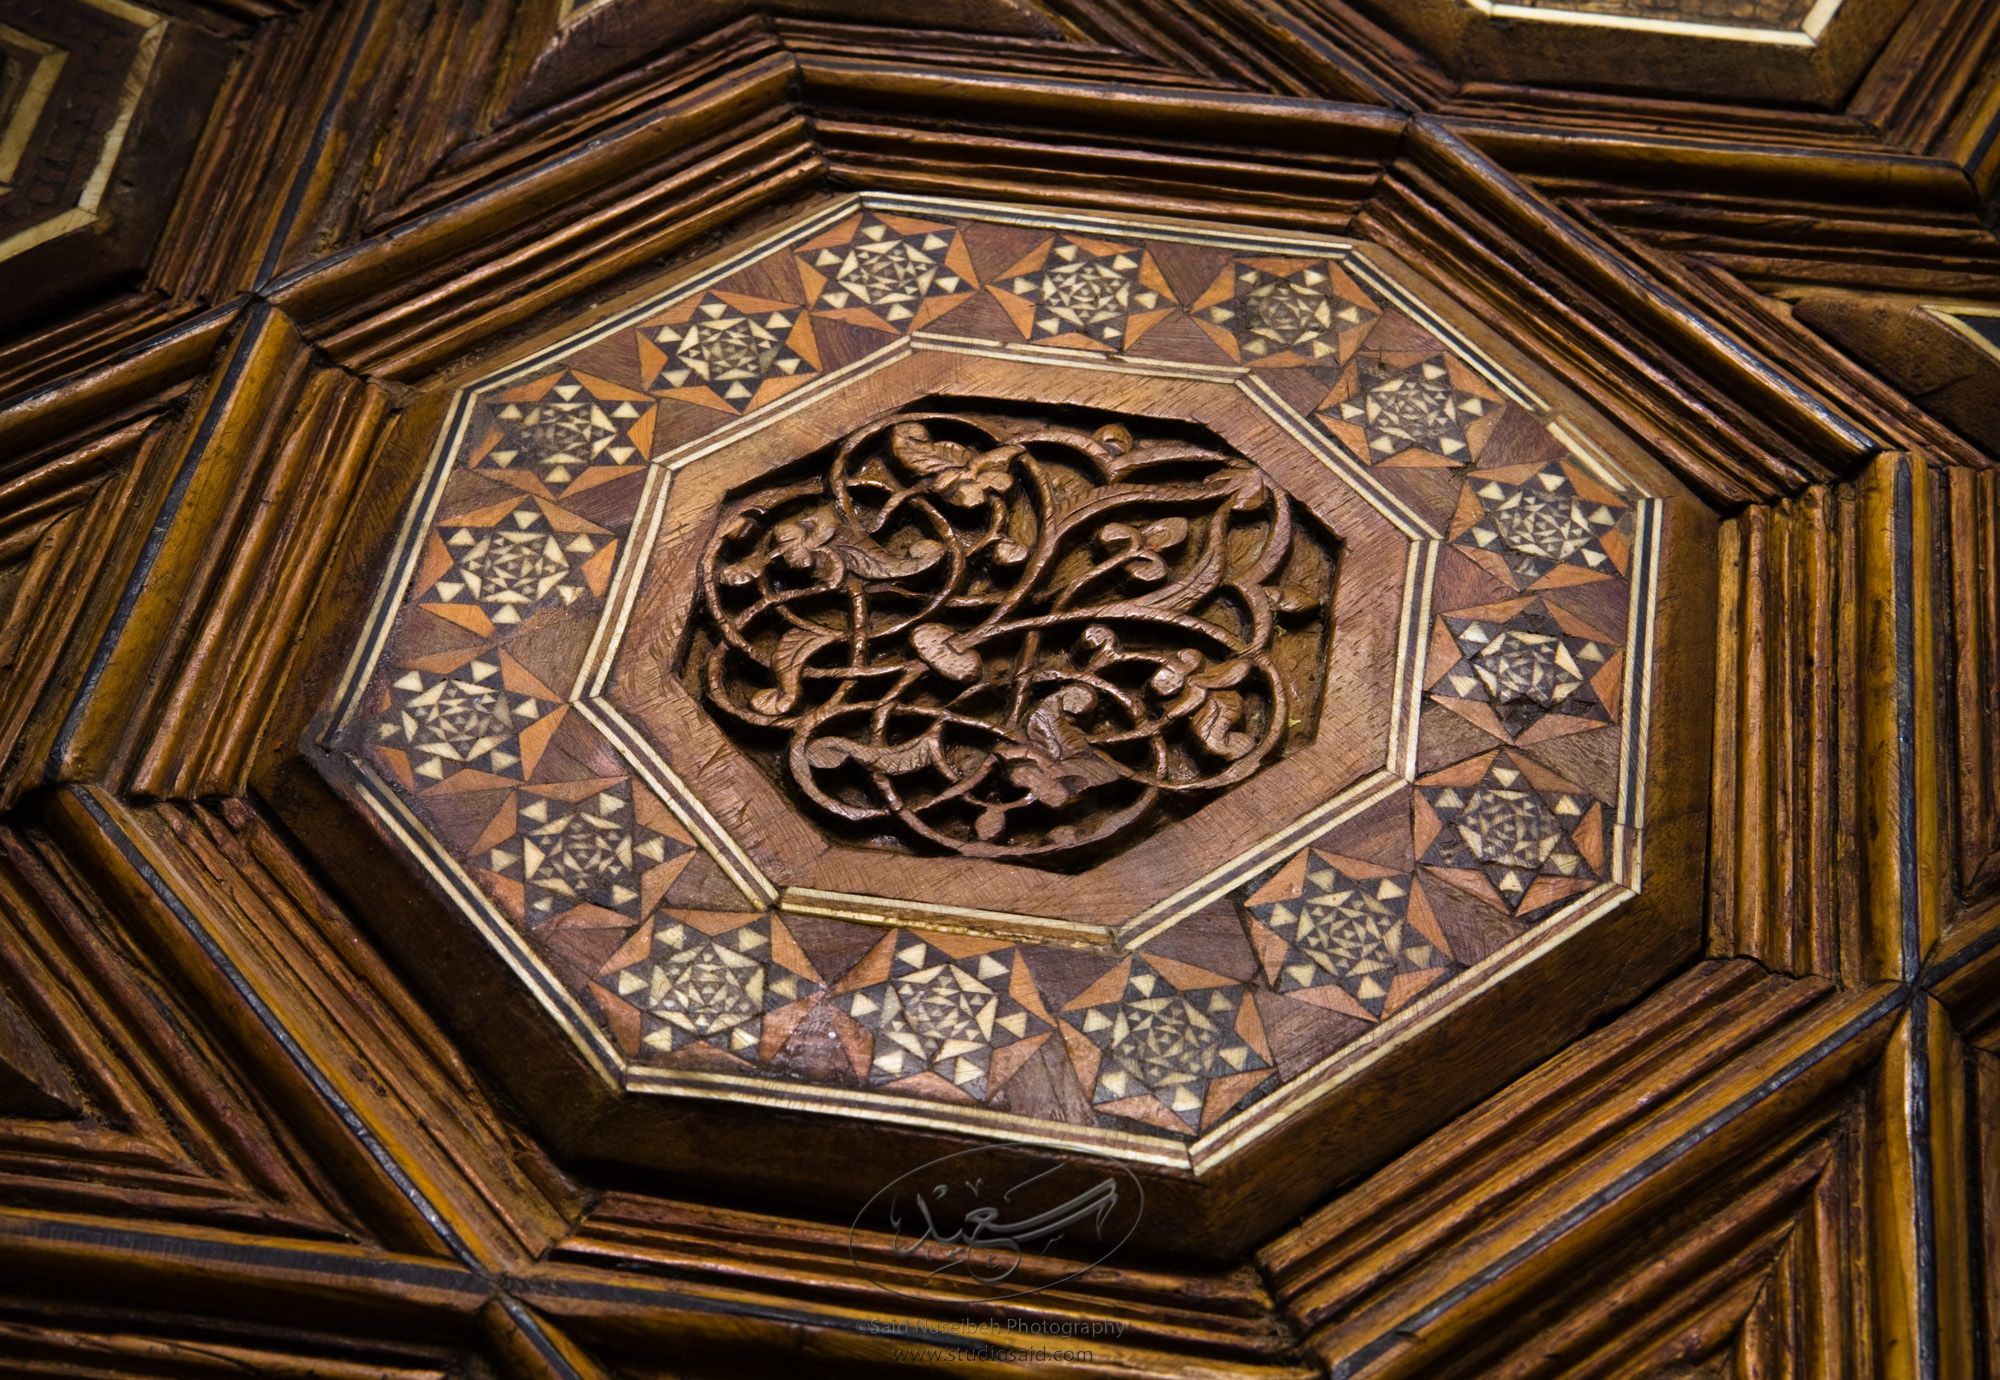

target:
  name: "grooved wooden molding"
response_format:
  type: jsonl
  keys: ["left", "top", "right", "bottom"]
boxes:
{"left": 0, "top": 0, "right": 1992, "bottom": 1375}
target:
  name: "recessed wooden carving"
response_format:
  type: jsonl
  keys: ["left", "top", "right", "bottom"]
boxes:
{"left": 685, "top": 404, "right": 1336, "bottom": 866}
{"left": 327, "top": 194, "right": 1669, "bottom": 1158}
{"left": 0, "top": 2, "right": 228, "bottom": 335}
{"left": 0, "top": 0, "right": 1981, "bottom": 1362}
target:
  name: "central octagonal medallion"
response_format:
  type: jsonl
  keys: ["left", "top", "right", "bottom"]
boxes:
{"left": 679, "top": 401, "right": 1337, "bottom": 868}
{"left": 325, "top": 194, "right": 1667, "bottom": 1164}
{"left": 595, "top": 345, "right": 1411, "bottom": 944}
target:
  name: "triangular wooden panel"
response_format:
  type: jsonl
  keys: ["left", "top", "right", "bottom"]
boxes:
{"left": 0, "top": 819, "right": 364, "bottom": 1239}
{"left": 0, "top": 986, "right": 79, "bottom": 1122}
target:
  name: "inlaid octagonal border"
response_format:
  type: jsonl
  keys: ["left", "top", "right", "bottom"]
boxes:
{"left": 322, "top": 193, "right": 1664, "bottom": 1169}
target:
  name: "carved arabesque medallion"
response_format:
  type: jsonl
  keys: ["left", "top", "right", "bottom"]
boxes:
{"left": 683, "top": 404, "right": 1338, "bottom": 866}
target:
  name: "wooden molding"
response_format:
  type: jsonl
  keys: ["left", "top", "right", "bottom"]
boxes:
{"left": 1261, "top": 960, "right": 1912, "bottom": 1376}
{"left": 1938, "top": 466, "right": 2000, "bottom": 916}
{"left": 1709, "top": 453, "right": 1947, "bottom": 983}
{"left": 0, "top": 0, "right": 1991, "bottom": 1373}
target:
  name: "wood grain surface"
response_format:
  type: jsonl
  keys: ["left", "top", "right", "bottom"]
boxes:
{"left": 0, "top": 0, "right": 1991, "bottom": 1374}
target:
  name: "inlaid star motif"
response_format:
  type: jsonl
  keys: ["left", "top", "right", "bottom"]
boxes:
{"left": 1243, "top": 854, "right": 1453, "bottom": 1017}
{"left": 1453, "top": 464, "right": 1627, "bottom": 589}
{"left": 808, "top": 216, "right": 966, "bottom": 322}
{"left": 650, "top": 294, "right": 815, "bottom": 406}
{"left": 1431, "top": 598, "right": 1615, "bottom": 739}
{"left": 521, "top": 794, "right": 632, "bottom": 908}
{"left": 1106, "top": 991, "right": 1227, "bottom": 1100}
{"left": 1202, "top": 263, "right": 1373, "bottom": 361}
{"left": 1064, "top": 957, "right": 1271, "bottom": 1133}
{"left": 487, "top": 784, "right": 689, "bottom": 920}
{"left": 1004, "top": 238, "right": 1165, "bottom": 345}
{"left": 431, "top": 507, "right": 599, "bottom": 624}
{"left": 376, "top": 662, "right": 546, "bottom": 781}
{"left": 1337, "top": 354, "right": 1491, "bottom": 464}
{"left": 844, "top": 938, "right": 1047, "bottom": 1099}
{"left": 481, "top": 372, "right": 648, "bottom": 485}
{"left": 1416, "top": 750, "right": 1602, "bottom": 919}
{"left": 648, "top": 934, "right": 763, "bottom": 1045}
{"left": 608, "top": 913, "right": 818, "bottom": 1057}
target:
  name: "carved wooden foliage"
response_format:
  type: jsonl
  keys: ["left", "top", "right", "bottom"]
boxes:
{"left": 0, "top": 0, "right": 1992, "bottom": 1374}
{"left": 691, "top": 408, "right": 1334, "bottom": 864}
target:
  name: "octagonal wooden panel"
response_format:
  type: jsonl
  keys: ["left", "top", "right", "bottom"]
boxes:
{"left": 0, "top": 0, "right": 1988, "bottom": 1373}
{"left": 1315, "top": 0, "right": 1914, "bottom": 101}
{"left": 295, "top": 193, "right": 1707, "bottom": 1249}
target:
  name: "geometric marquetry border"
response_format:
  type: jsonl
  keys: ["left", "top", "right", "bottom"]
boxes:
{"left": 322, "top": 193, "right": 1663, "bottom": 1168}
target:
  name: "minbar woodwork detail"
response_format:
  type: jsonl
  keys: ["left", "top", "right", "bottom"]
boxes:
{"left": 688, "top": 405, "right": 1336, "bottom": 866}
{"left": 9, "top": 0, "right": 1983, "bottom": 1369}
{"left": 321, "top": 194, "right": 1667, "bottom": 1160}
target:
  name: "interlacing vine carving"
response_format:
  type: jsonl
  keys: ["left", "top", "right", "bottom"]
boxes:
{"left": 689, "top": 407, "right": 1335, "bottom": 864}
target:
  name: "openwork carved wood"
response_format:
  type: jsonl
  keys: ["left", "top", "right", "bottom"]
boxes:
{"left": 690, "top": 407, "right": 1334, "bottom": 864}
{"left": 0, "top": 0, "right": 1992, "bottom": 1374}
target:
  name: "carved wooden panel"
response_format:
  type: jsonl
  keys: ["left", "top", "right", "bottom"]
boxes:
{"left": 302, "top": 196, "right": 1688, "bottom": 1233}
{"left": 688, "top": 408, "right": 1336, "bottom": 866}
{"left": 0, "top": 0, "right": 1992, "bottom": 1373}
